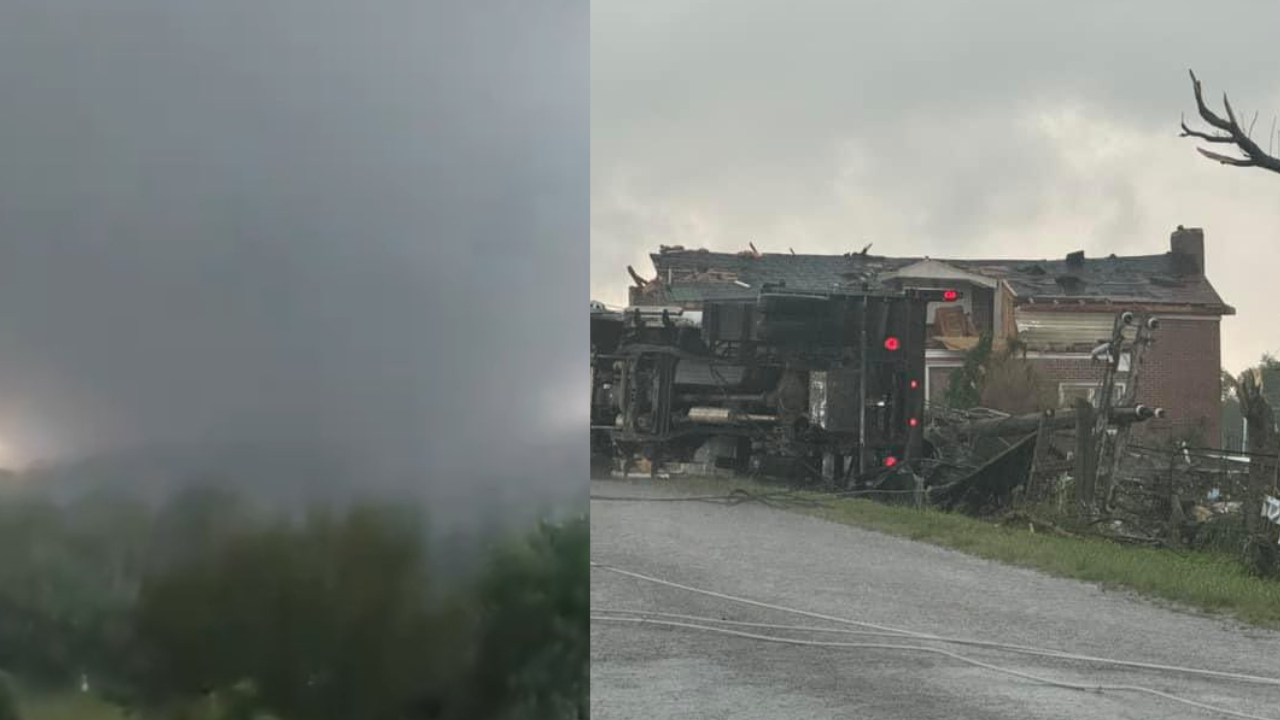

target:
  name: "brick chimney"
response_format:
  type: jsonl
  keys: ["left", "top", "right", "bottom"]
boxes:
{"left": 1171, "top": 225, "right": 1205, "bottom": 276}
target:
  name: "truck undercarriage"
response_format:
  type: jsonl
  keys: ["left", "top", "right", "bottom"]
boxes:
{"left": 591, "top": 287, "right": 958, "bottom": 487}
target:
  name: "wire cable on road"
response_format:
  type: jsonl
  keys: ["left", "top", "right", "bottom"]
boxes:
{"left": 593, "top": 607, "right": 1280, "bottom": 689}
{"left": 591, "top": 614, "right": 1279, "bottom": 720}
{"left": 595, "top": 608, "right": 956, "bottom": 639}
{"left": 591, "top": 562, "right": 1280, "bottom": 689}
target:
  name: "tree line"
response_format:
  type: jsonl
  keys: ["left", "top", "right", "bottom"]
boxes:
{"left": 0, "top": 481, "right": 587, "bottom": 720}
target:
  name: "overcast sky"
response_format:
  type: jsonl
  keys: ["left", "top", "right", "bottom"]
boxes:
{"left": 0, "top": 0, "right": 586, "bottom": 492}
{"left": 592, "top": 0, "right": 1280, "bottom": 374}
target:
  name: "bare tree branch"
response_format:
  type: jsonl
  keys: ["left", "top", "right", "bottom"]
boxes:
{"left": 1181, "top": 69, "right": 1280, "bottom": 175}
{"left": 1179, "top": 116, "right": 1235, "bottom": 143}
{"left": 1197, "top": 148, "right": 1257, "bottom": 166}
{"left": 1223, "top": 92, "right": 1241, "bottom": 128}
{"left": 1189, "top": 70, "right": 1235, "bottom": 132}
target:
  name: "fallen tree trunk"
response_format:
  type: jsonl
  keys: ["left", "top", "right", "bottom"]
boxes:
{"left": 949, "top": 405, "right": 1163, "bottom": 441}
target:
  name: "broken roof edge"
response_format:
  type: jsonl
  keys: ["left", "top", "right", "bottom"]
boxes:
{"left": 880, "top": 259, "right": 999, "bottom": 288}
{"left": 649, "top": 247, "right": 1177, "bottom": 265}
{"left": 657, "top": 243, "right": 1216, "bottom": 261}
{"left": 649, "top": 250, "right": 914, "bottom": 263}
{"left": 1016, "top": 299, "right": 1235, "bottom": 315}
{"left": 645, "top": 246, "right": 1234, "bottom": 311}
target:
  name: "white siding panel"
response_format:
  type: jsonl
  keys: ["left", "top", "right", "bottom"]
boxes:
{"left": 1015, "top": 309, "right": 1137, "bottom": 347}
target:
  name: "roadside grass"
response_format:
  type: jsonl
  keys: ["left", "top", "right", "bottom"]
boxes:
{"left": 614, "top": 475, "right": 1280, "bottom": 627}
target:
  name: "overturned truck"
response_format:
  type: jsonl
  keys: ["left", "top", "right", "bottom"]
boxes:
{"left": 590, "top": 286, "right": 961, "bottom": 484}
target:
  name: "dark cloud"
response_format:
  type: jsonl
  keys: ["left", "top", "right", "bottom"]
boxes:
{"left": 592, "top": 0, "right": 1280, "bottom": 370}
{"left": 0, "top": 0, "right": 586, "bottom": 503}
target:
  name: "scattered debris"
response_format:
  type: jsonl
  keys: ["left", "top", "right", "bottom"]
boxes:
{"left": 593, "top": 297, "right": 1279, "bottom": 560}
{"left": 627, "top": 265, "right": 651, "bottom": 288}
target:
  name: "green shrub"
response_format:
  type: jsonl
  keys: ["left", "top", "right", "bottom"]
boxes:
{"left": 135, "top": 505, "right": 442, "bottom": 720}
{"left": 1244, "top": 535, "right": 1280, "bottom": 579}
{"left": 459, "top": 515, "right": 588, "bottom": 720}
{"left": 944, "top": 335, "right": 991, "bottom": 409}
{"left": 1192, "top": 515, "right": 1250, "bottom": 556}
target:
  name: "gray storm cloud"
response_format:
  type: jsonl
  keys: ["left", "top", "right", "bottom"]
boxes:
{"left": 0, "top": 0, "right": 586, "bottom": 501}
{"left": 592, "top": 0, "right": 1280, "bottom": 371}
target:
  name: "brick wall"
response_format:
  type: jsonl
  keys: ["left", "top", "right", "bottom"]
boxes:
{"left": 1020, "top": 355, "right": 1107, "bottom": 411}
{"left": 1025, "top": 318, "right": 1222, "bottom": 444}
{"left": 1132, "top": 318, "right": 1221, "bottom": 444}
{"left": 926, "top": 316, "right": 1223, "bottom": 445}
{"left": 1031, "top": 357, "right": 1108, "bottom": 386}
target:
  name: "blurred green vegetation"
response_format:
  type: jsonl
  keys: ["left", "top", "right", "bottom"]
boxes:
{"left": 0, "top": 672, "right": 21, "bottom": 720}
{"left": 14, "top": 683, "right": 128, "bottom": 720}
{"left": 0, "top": 483, "right": 587, "bottom": 720}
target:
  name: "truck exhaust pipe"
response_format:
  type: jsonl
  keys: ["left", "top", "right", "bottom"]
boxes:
{"left": 686, "top": 407, "right": 779, "bottom": 425}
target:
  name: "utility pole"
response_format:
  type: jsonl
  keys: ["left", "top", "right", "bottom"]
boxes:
{"left": 1075, "top": 398, "right": 1096, "bottom": 512}
{"left": 1101, "top": 315, "right": 1159, "bottom": 510}
{"left": 1082, "top": 311, "right": 1131, "bottom": 515}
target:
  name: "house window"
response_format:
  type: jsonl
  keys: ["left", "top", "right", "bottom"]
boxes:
{"left": 1058, "top": 381, "right": 1126, "bottom": 407}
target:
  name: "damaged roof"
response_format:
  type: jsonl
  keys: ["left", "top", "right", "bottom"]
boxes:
{"left": 944, "top": 254, "right": 1229, "bottom": 308}
{"left": 643, "top": 249, "right": 915, "bottom": 300}
{"left": 639, "top": 247, "right": 1233, "bottom": 313}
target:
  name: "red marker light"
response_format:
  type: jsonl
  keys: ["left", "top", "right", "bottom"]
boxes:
{"left": 883, "top": 336, "right": 900, "bottom": 351}
{"left": 909, "top": 379, "right": 920, "bottom": 390}
{"left": 883, "top": 456, "right": 899, "bottom": 468}
{"left": 908, "top": 417, "right": 919, "bottom": 428}
{"left": 942, "top": 289, "right": 959, "bottom": 302}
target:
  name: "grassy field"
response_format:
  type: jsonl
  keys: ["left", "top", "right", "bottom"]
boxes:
{"left": 619, "top": 476, "right": 1280, "bottom": 628}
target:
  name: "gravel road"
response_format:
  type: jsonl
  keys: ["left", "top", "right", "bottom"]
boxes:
{"left": 590, "top": 478, "right": 1280, "bottom": 720}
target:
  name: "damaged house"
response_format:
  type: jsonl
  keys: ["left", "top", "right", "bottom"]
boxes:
{"left": 627, "top": 227, "right": 1234, "bottom": 444}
